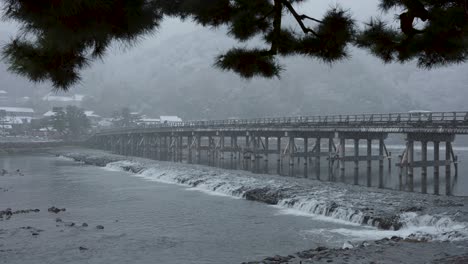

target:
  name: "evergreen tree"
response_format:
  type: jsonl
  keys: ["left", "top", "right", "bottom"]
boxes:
{"left": 51, "top": 108, "right": 67, "bottom": 136}
{"left": 50, "top": 106, "right": 90, "bottom": 139}
{"left": 65, "top": 105, "right": 91, "bottom": 138}
{"left": 1, "top": 0, "right": 467, "bottom": 90}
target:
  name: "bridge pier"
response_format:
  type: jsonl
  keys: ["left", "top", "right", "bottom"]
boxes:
{"left": 434, "top": 141, "right": 440, "bottom": 195}
{"left": 288, "top": 136, "right": 295, "bottom": 177}
{"left": 367, "top": 139, "right": 372, "bottom": 187}
{"left": 339, "top": 137, "right": 345, "bottom": 181}
{"left": 354, "top": 139, "right": 359, "bottom": 185}
{"left": 379, "top": 138, "right": 384, "bottom": 189}
{"left": 277, "top": 137, "right": 281, "bottom": 175}
{"left": 328, "top": 137, "right": 334, "bottom": 181}
{"left": 446, "top": 141, "right": 452, "bottom": 196}
{"left": 264, "top": 137, "right": 269, "bottom": 174}
{"left": 233, "top": 136, "right": 238, "bottom": 169}
{"left": 421, "top": 140, "right": 428, "bottom": 194}
{"left": 399, "top": 133, "right": 456, "bottom": 195}
{"left": 220, "top": 135, "right": 225, "bottom": 168}
{"left": 92, "top": 111, "right": 466, "bottom": 196}
{"left": 315, "top": 137, "right": 321, "bottom": 180}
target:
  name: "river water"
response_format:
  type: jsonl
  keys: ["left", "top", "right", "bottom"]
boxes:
{"left": 0, "top": 153, "right": 376, "bottom": 264}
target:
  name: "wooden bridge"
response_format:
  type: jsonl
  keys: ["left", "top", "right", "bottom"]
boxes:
{"left": 87, "top": 111, "right": 468, "bottom": 195}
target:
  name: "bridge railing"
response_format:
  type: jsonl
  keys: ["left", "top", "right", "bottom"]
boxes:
{"left": 97, "top": 111, "right": 468, "bottom": 134}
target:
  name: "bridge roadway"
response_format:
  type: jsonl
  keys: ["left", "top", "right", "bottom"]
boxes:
{"left": 89, "top": 111, "right": 468, "bottom": 196}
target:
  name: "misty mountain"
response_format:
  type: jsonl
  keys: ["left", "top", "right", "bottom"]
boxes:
{"left": 1, "top": 22, "right": 467, "bottom": 119}
{"left": 77, "top": 27, "right": 468, "bottom": 120}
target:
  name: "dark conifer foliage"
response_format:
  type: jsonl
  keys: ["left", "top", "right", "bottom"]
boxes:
{"left": 1, "top": 0, "right": 467, "bottom": 90}
{"left": 357, "top": 0, "right": 468, "bottom": 68}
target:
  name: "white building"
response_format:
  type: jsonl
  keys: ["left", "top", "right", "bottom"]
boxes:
{"left": 0, "top": 106, "right": 35, "bottom": 127}
{"left": 160, "top": 116, "right": 182, "bottom": 123}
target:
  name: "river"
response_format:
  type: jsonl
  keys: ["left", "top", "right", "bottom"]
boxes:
{"left": 1, "top": 152, "right": 375, "bottom": 264}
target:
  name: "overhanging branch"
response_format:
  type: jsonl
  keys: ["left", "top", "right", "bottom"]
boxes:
{"left": 281, "top": 0, "right": 319, "bottom": 37}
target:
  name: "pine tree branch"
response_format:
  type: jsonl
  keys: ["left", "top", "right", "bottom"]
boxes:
{"left": 270, "top": 0, "right": 283, "bottom": 55}
{"left": 256, "top": 8, "right": 275, "bottom": 23}
{"left": 299, "top": 14, "right": 323, "bottom": 24}
{"left": 281, "top": 0, "right": 319, "bottom": 37}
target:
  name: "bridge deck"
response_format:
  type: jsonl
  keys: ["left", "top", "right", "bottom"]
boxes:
{"left": 96, "top": 111, "right": 468, "bottom": 135}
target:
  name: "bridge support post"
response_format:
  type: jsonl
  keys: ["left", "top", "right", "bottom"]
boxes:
{"left": 220, "top": 135, "right": 225, "bottom": 168}
{"left": 196, "top": 135, "right": 201, "bottom": 164}
{"left": 379, "top": 138, "right": 384, "bottom": 189}
{"left": 339, "top": 137, "right": 345, "bottom": 181}
{"left": 188, "top": 135, "right": 193, "bottom": 164}
{"left": 434, "top": 141, "right": 440, "bottom": 195}
{"left": 154, "top": 136, "right": 158, "bottom": 160}
{"left": 421, "top": 140, "right": 428, "bottom": 194}
{"left": 315, "top": 137, "right": 321, "bottom": 179}
{"left": 264, "top": 137, "right": 269, "bottom": 174}
{"left": 303, "top": 137, "right": 308, "bottom": 178}
{"left": 157, "top": 136, "right": 162, "bottom": 160}
{"left": 245, "top": 134, "right": 250, "bottom": 171}
{"left": 142, "top": 135, "right": 147, "bottom": 158}
{"left": 367, "top": 139, "right": 372, "bottom": 187}
{"left": 288, "top": 136, "right": 294, "bottom": 177}
{"left": 446, "top": 141, "right": 452, "bottom": 195}
{"left": 233, "top": 136, "right": 238, "bottom": 169}
{"left": 179, "top": 136, "right": 184, "bottom": 162}
{"left": 354, "top": 139, "right": 359, "bottom": 185}
{"left": 328, "top": 137, "right": 333, "bottom": 181}
{"left": 164, "top": 136, "right": 169, "bottom": 161}
{"left": 277, "top": 137, "right": 281, "bottom": 175}
{"left": 207, "top": 136, "right": 213, "bottom": 166}
{"left": 252, "top": 136, "right": 258, "bottom": 173}
{"left": 407, "top": 140, "right": 414, "bottom": 192}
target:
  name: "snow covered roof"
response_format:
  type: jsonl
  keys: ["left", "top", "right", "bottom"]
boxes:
{"left": 0, "top": 107, "right": 34, "bottom": 113}
{"left": 43, "top": 110, "right": 56, "bottom": 117}
{"left": 42, "top": 93, "right": 84, "bottom": 102}
{"left": 84, "top": 111, "right": 100, "bottom": 118}
{"left": 140, "top": 118, "right": 160, "bottom": 122}
{"left": 160, "top": 116, "right": 182, "bottom": 122}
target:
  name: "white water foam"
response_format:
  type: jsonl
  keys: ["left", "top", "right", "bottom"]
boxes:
{"left": 57, "top": 155, "right": 81, "bottom": 162}
{"left": 101, "top": 159, "right": 468, "bottom": 242}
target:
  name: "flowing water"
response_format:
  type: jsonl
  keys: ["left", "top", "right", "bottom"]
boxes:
{"left": 1, "top": 151, "right": 467, "bottom": 264}
{"left": 0, "top": 153, "right": 370, "bottom": 264}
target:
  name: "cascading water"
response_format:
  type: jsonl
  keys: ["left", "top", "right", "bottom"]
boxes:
{"left": 76, "top": 155, "right": 468, "bottom": 242}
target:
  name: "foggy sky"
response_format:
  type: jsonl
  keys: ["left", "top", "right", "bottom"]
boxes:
{"left": 0, "top": 1, "right": 467, "bottom": 119}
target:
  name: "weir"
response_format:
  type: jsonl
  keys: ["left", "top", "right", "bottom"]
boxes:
{"left": 88, "top": 111, "right": 468, "bottom": 195}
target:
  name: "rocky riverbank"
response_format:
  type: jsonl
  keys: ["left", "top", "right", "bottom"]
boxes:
{"left": 243, "top": 237, "right": 468, "bottom": 264}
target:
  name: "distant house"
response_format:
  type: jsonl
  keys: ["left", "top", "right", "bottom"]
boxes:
{"left": 98, "top": 118, "right": 113, "bottom": 128}
{"left": 84, "top": 111, "right": 101, "bottom": 125}
{"left": 0, "top": 106, "right": 34, "bottom": 116}
{"left": 138, "top": 118, "right": 161, "bottom": 126}
{"left": 0, "top": 106, "right": 35, "bottom": 131}
{"left": 160, "top": 116, "right": 182, "bottom": 123}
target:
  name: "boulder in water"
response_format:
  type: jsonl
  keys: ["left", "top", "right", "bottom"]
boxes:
{"left": 243, "top": 188, "right": 281, "bottom": 205}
